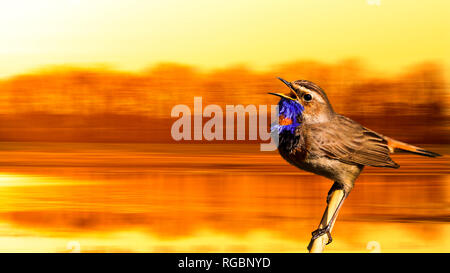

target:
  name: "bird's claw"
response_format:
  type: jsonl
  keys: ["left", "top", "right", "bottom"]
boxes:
{"left": 311, "top": 226, "right": 333, "bottom": 245}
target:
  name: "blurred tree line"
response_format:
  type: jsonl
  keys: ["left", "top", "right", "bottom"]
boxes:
{"left": 0, "top": 60, "right": 447, "bottom": 143}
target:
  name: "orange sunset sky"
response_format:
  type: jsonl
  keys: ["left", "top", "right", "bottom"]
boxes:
{"left": 0, "top": 0, "right": 449, "bottom": 78}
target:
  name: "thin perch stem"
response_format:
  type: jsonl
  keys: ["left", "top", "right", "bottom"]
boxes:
{"left": 307, "top": 189, "right": 345, "bottom": 253}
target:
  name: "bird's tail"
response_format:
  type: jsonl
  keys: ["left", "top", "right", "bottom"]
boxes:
{"left": 385, "top": 137, "right": 441, "bottom": 158}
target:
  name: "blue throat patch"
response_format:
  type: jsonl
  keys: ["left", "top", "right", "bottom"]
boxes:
{"left": 271, "top": 99, "right": 304, "bottom": 135}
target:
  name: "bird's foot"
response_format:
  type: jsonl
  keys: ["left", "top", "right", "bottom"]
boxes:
{"left": 311, "top": 226, "right": 333, "bottom": 245}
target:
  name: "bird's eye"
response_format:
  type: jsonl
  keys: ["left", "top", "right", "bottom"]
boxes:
{"left": 303, "top": 93, "right": 312, "bottom": 101}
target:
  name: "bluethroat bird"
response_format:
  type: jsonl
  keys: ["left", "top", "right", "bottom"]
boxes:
{"left": 269, "top": 78, "right": 441, "bottom": 252}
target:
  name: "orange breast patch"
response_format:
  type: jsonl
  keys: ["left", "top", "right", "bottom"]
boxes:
{"left": 279, "top": 115, "right": 292, "bottom": 125}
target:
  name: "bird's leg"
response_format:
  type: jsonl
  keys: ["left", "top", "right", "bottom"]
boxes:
{"left": 308, "top": 182, "right": 348, "bottom": 252}
{"left": 326, "top": 182, "right": 342, "bottom": 204}
{"left": 312, "top": 191, "right": 347, "bottom": 242}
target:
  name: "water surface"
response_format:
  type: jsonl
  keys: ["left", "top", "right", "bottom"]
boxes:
{"left": 0, "top": 143, "right": 448, "bottom": 252}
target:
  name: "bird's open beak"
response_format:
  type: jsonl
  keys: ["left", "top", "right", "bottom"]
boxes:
{"left": 268, "top": 77, "right": 300, "bottom": 101}
{"left": 277, "top": 77, "right": 293, "bottom": 89}
{"left": 268, "top": 92, "right": 296, "bottom": 101}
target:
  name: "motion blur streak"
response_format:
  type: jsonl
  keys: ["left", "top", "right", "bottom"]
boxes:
{"left": 0, "top": 61, "right": 448, "bottom": 252}
{"left": 0, "top": 143, "right": 448, "bottom": 252}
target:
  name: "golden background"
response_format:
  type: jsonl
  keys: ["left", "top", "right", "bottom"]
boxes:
{"left": 0, "top": 0, "right": 448, "bottom": 252}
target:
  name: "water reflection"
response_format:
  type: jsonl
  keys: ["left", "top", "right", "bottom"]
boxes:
{"left": 0, "top": 143, "right": 448, "bottom": 252}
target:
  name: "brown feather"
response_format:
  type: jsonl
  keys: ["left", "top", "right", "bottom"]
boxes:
{"left": 308, "top": 115, "right": 400, "bottom": 168}
{"left": 385, "top": 136, "right": 441, "bottom": 157}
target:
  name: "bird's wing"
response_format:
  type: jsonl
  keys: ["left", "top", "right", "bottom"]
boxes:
{"left": 309, "top": 115, "right": 399, "bottom": 168}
